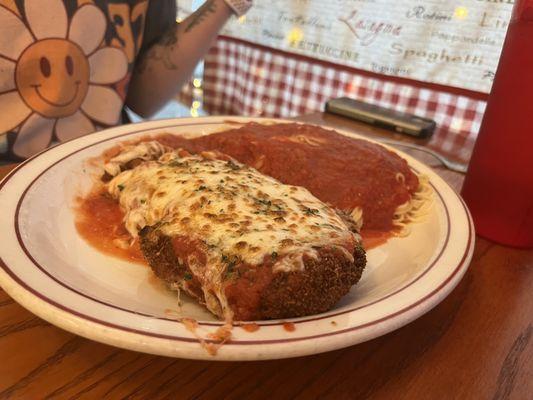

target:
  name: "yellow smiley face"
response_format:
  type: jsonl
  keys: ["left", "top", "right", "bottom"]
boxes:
{"left": 15, "top": 38, "right": 90, "bottom": 119}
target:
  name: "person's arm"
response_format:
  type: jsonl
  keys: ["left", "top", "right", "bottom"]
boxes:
{"left": 126, "top": 0, "right": 233, "bottom": 117}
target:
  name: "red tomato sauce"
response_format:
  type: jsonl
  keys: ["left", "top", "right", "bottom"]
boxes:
{"left": 240, "top": 323, "right": 260, "bottom": 332}
{"left": 283, "top": 322, "right": 296, "bottom": 332}
{"left": 360, "top": 230, "right": 395, "bottom": 250}
{"left": 225, "top": 264, "right": 275, "bottom": 321}
{"left": 75, "top": 189, "right": 146, "bottom": 264}
{"left": 171, "top": 236, "right": 208, "bottom": 266}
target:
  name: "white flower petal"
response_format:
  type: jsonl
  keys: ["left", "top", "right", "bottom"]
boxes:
{"left": 12, "top": 113, "right": 55, "bottom": 158}
{"left": 0, "top": 6, "right": 34, "bottom": 60}
{"left": 0, "top": 58, "right": 16, "bottom": 92}
{"left": 25, "top": 0, "right": 67, "bottom": 39}
{"left": 69, "top": 5, "right": 106, "bottom": 55}
{"left": 81, "top": 85, "right": 123, "bottom": 126}
{"left": 0, "top": 91, "right": 32, "bottom": 134}
{"left": 55, "top": 111, "right": 95, "bottom": 142}
{"left": 89, "top": 47, "right": 128, "bottom": 84}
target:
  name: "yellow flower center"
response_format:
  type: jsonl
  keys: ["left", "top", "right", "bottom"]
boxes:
{"left": 15, "top": 38, "right": 90, "bottom": 118}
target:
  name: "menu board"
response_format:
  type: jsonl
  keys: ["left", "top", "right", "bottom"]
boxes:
{"left": 178, "top": 1, "right": 515, "bottom": 93}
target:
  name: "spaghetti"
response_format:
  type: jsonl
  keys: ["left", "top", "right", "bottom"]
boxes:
{"left": 391, "top": 174, "right": 433, "bottom": 236}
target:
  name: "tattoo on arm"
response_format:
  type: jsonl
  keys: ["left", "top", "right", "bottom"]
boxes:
{"left": 135, "top": 25, "right": 179, "bottom": 73}
{"left": 134, "top": 0, "right": 218, "bottom": 74}
{"left": 184, "top": 0, "right": 217, "bottom": 33}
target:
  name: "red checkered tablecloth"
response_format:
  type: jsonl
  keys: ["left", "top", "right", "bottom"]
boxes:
{"left": 190, "top": 36, "right": 489, "bottom": 163}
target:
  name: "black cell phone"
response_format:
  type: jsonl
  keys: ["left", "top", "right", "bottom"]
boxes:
{"left": 325, "top": 97, "right": 436, "bottom": 138}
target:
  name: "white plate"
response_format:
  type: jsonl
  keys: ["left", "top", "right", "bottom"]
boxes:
{"left": 0, "top": 117, "right": 475, "bottom": 361}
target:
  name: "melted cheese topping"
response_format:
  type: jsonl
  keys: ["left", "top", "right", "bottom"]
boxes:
{"left": 107, "top": 147, "right": 359, "bottom": 318}
{"left": 104, "top": 141, "right": 172, "bottom": 176}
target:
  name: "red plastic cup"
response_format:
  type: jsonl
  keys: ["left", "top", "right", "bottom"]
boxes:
{"left": 461, "top": 0, "right": 533, "bottom": 248}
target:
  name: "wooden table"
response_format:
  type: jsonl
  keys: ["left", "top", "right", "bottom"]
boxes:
{"left": 0, "top": 113, "right": 531, "bottom": 400}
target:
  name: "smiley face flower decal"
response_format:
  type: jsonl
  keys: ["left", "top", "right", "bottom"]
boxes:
{"left": 0, "top": 0, "right": 128, "bottom": 158}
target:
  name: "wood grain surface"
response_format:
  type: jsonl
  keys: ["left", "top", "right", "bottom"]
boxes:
{"left": 0, "top": 113, "right": 531, "bottom": 400}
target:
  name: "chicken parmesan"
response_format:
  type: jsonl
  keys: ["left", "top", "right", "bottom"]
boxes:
{"left": 101, "top": 144, "right": 366, "bottom": 321}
